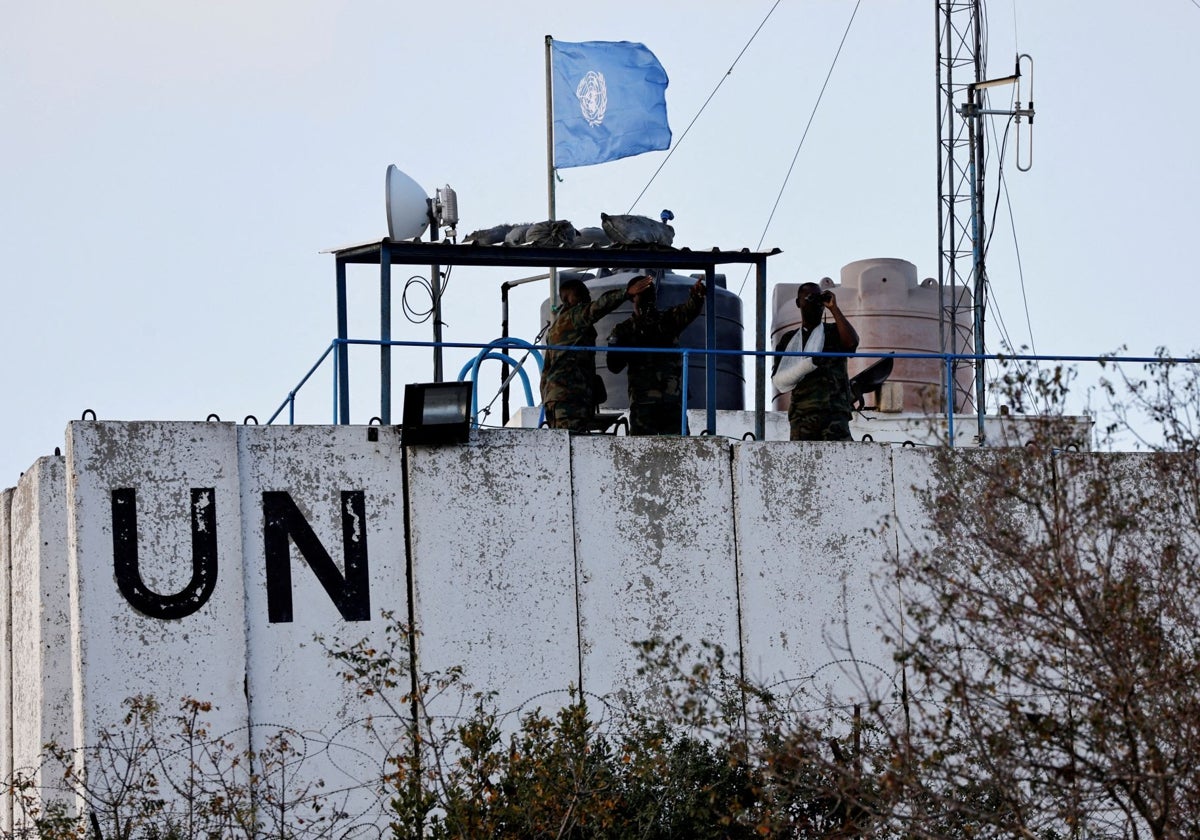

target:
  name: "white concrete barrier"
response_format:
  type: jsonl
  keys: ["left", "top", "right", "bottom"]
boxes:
{"left": 10, "top": 457, "right": 74, "bottom": 805}
{"left": 573, "top": 435, "right": 740, "bottom": 711}
{"left": 237, "top": 423, "right": 408, "bottom": 828}
{"left": 1, "top": 487, "right": 13, "bottom": 832}
{"left": 66, "top": 422, "right": 251, "bottom": 812}
{"left": 409, "top": 430, "right": 582, "bottom": 723}
{"left": 733, "top": 441, "right": 899, "bottom": 713}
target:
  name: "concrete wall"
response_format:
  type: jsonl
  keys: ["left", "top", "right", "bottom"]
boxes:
{"left": 9, "top": 457, "right": 75, "bottom": 808}
{"left": 734, "top": 442, "right": 898, "bottom": 712}
{"left": 3, "top": 419, "right": 1094, "bottom": 829}
{"left": 1, "top": 487, "right": 12, "bottom": 832}
{"left": 409, "top": 430, "right": 581, "bottom": 724}
{"left": 67, "top": 423, "right": 251, "bottom": 765}
{"left": 574, "top": 435, "right": 740, "bottom": 709}
{"left": 237, "top": 423, "right": 409, "bottom": 825}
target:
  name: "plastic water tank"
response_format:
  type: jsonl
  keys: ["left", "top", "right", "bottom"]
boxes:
{"left": 770, "top": 258, "right": 974, "bottom": 413}
{"left": 541, "top": 270, "right": 745, "bottom": 411}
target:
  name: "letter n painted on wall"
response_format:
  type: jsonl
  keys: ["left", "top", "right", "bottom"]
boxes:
{"left": 262, "top": 491, "right": 370, "bottom": 623}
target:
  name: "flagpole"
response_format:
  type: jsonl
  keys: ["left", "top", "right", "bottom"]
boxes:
{"left": 544, "top": 35, "right": 559, "bottom": 304}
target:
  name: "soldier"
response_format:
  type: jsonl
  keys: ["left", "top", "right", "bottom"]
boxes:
{"left": 771, "top": 282, "right": 860, "bottom": 441}
{"left": 607, "top": 276, "right": 706, "bottom": 435}
{"left": 542, "top": 275, "right": 654, "bottom": 431}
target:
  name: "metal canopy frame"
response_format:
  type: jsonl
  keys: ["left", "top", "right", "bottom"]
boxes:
{"left": 327, "top": 239, "right": 780, "bottom": 438}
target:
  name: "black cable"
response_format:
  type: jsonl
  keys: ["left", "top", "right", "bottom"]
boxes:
{"left": 737, "top": 0, "right": 864, "bottom": 296}
{"left": 975, "top": 0, "right": 1048, "bottom": 410}
{"left": 1002, "top": 170, "right": 1035, "bottom": 357}
{"left": 401, "top": 275, "right": 434, "bottom": 323}
{"left": 979, "top": 105, "right": 1015, "bottom": 399}
{"left": 995, "top": 138, "right": 1046, "bottom": 412}
{"left": 627, "top": 0, "right": 785, "bottom": 213}
{"left": 982, "top": 79, "right": 1046, "bottom": 411}
{"left": 400, "top": 266, "right": 452, "bottom": 326}
{"left": 998, "top": 0, "right": 1038, "bottom": 365}
{"left": 984, "top": 114, "right": 1013, "bottom": 255}
{"left": 1011, "top": 0, "right": 1021, "bottom": 53}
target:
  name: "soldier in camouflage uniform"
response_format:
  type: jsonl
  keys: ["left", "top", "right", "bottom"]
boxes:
{"left": 541, "top": 275, "right": 654, "bottom": 431}
{"left": 771, "top": 282, "right": 860, "bottom": 441}
{"left": 607, "top": 277, "right": 706, "bottom": 435}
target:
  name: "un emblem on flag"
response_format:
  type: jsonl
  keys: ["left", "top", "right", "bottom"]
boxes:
{"left": 575, "top": 71, "right": 608, "bottom": 127}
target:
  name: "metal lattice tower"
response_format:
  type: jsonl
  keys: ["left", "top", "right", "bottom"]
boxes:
{"left": 936, "top": 0, "right": 984, "bottom": 417}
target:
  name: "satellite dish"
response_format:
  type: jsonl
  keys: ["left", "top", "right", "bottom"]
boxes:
{"left": 385, "top": 165, "right": 430, "bottom": 241}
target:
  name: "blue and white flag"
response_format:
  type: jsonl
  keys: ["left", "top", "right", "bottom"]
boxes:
{"left": 551, "top": 39, "right": 671, "bottom": 169}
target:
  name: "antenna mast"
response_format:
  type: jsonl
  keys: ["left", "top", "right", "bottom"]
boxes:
{"left": 936, "top": 0, "right": 984, "bottom": 434}
{"left": 937, "top": 1, "right": 1034, "bottom": 444}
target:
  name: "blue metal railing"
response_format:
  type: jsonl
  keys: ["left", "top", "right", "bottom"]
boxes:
{"left": 267, "top": 337, "right": 1198, "bottom": 446}
{"left": 266, "top": 340, "right": 340, "bottom": 426}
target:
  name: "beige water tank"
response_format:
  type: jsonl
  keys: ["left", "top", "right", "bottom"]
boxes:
{"left": 770, "top": 258, "right": 974, "bottom": 413}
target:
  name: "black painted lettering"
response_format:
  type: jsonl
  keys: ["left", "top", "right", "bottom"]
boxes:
{"left": 262, "top": 491, "right": 370, "bottom": 623}
{"left": 111, "top": 488, "right": 219, "bottom": 620}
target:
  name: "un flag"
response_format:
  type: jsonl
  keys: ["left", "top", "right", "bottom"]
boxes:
{"left": 551, "top": 40, "right": 672, "bottom": 169}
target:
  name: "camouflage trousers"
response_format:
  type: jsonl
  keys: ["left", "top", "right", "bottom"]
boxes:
{"left": 543, "top": 401, "right": 593, "bottom": 432}
{"left": 789, "top": 410, "right": 852, "bottom": 442}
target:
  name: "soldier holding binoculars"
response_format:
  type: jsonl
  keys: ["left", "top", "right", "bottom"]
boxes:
{"left": 771, "top": 282, "right": 860, "bottom": 441}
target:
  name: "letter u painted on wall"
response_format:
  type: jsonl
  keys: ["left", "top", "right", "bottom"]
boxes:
{"left": 111, "top": 488, "right": 371, "bottom": 622}
{"left": 112, "top": 487, "right": 218, "bottom": 620}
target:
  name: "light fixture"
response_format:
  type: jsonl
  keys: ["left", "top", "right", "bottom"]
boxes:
{"left": 402, "top": 382, "right": 473, "bottom": 446}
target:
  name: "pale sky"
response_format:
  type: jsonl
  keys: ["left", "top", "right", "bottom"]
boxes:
{"left": 3, "top": 1, "right": 1198, "bottom": 482}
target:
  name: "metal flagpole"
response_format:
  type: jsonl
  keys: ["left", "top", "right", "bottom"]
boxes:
{"left": 544, "top": 35, "right": 559, "bottom": 304}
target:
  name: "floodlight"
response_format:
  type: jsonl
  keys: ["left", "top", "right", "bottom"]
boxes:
{"left": 386, "top": 165, "right": 431, "bottom": 241}
{"left": 402, "top": 382, "right": 473, "bottom": 446}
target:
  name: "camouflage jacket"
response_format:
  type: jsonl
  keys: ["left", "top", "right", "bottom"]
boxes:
{"left": 772, "top": 323, "right": 853, "bottom": 419}
{"left": 607, "top": 291, "right": 704, "bottom": 405}
{"left": 540, "top": 288, "right": 629, "bottom": 407}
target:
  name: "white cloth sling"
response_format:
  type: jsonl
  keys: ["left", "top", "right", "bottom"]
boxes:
{"left": 772, "top": 323, "right": 824, "bottom": 392}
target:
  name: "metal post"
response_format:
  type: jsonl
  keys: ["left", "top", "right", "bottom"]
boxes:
{"left": 754, "top": 257, "right": 767, "bottom": 441}
{"left": 946, "top": 354, "right": 956, "bottom": 447}
{"left": 544, "top": 35, "right": 559, "bottom": 304}
{"left": 966, "top": 82, "right": 987, "bottom": 443}
{"left": 431, "top": 262, "right": 443, "bottom": 382}
{"left": 680, "top": 349, "right": 690, "bottom": 435}
{"left": 969, "top": 0, "right": 987, "bottom": 444}
{"left": 381, "top": 247, "right": 392, "bottom": 424}
{"left": 705, "top": 266, "right": 717, "bottom": 435}
{"left": 336, "top": 258, "right": 350, "bottom": 424}
{"left": 501, "top": 283, "right": 510, "bottom": 425}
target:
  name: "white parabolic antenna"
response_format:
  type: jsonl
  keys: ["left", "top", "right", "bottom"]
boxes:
{"left": 385, "top": 165, "right": 430, "bottom": 240}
